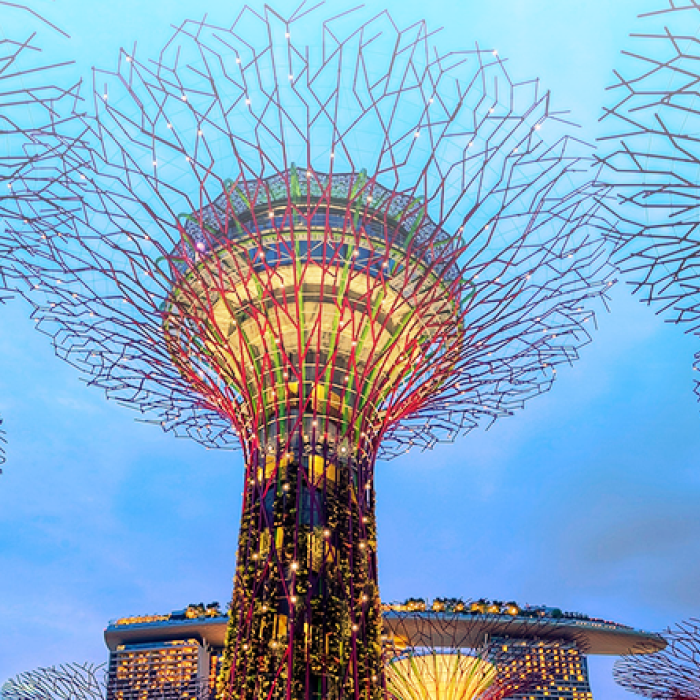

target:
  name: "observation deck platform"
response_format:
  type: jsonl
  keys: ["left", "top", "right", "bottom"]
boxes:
{"left": 105, "top": 608, "right": 665, "bottom": 656}
{"left": 382, "top": 611, "right": 666, "bottom": 656}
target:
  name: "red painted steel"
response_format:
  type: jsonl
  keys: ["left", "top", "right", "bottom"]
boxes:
{"left": 0, "top": 2, "right": 76, "bottom": 468}
{"left": 2, "top": 5, "right": 612, "bottom": 698}
{"left": 614, "top": 618, "right": 700, "bottom": 699}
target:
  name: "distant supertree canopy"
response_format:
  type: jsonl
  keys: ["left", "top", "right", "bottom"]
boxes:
{"left": 384, "top": 611, "right": 558, "bottom": 700}
{"left": 0, "top": 2, "right": 75, "bottom": 468}
{"left": 1, "top": 662, "right": 212, "bottom": 700}
{"left": 5, "top": 6, "right": 613, "bottom": 453}
{"left": 0, "top": 3, "right": 75, "bottom": 228}
{"left": 598, "top": 0, "right": 700, "bottom": 394}
{"left": 0, "top": 417, "right": 5, "bottom": 470}
{"left": 1, "top": 663, "right": 105, "bottom": 700}
{"left": 614, "top": 618, "right": 700, "bottom": 699}
{"left": 387, "top": 654, "right": 499, "bottom": 700}
{"left": 3, "top": 4, "right": 611, "bottom": 699}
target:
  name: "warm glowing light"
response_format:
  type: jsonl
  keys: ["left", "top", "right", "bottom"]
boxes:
{"left": 387, "top": 653, "right": 497, "bottom": 700}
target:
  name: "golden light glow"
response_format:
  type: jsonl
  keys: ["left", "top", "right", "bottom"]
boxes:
{"left": 165, "top": 216, "right": 458, "bottom": 434}
{"left": 386, "top": 653, "right": 498, "bottom": 700}
{"left": 110, "top": 639, "right": 202, "bottom": 700}
{"left": 205, "top": 261, "right": 433, "bottom": 409}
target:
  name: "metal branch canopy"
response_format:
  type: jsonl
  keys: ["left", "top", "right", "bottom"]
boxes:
{"left": 1, "top": 663, "right": 106, "bottom": 700}
{"left": 614, "top": 618, "right": 700, "bottom": 699}
{"left": 385, "top": 611, "right": 553, "bottom": 700}
{"left": 598, "top": 0, "right": 700, "bottom": 396}
{"left": 4, "top": 4, "right": 612, "bottom": 699}
{"left": 0, "top": 2, "right": 76, "bottom": 468}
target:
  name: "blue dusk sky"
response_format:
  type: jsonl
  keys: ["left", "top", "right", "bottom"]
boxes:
{"left": 1, "top": 1, "right": 699, "bottom": 699}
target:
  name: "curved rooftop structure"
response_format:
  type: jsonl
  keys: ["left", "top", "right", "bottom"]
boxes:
{"left": 382, "top": 611, "right": 665, "bottom": 656}
{"left": 105, "top": 603, "right": 666, "bottom": 657}
{"left": 174, "top": 168, "right": 460, "bottom": 281}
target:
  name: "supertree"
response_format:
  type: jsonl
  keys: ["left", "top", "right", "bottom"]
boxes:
{"left": 385, "top": 612, "right": 537, "bottom": 700}
{"left": 1, "top": 662, "right": 212, "bottom": 700}
{"left": 0, "top": 2, "right": 75, "bottom": 243}
{"left": 0, "top": 2, "right": 76, "bottom": 468}
{"left": 614, "top": 618, "right": 700, "bottom": 699}
{"left": 597, "top": 0, "right": 700, "bottom": 396}
{"left": 384, "top": 609, "right": 585, "bottom": 700}
{"left": 1, "top": 663, "right": 106, "bottom": 700}
{"left": 3, "top": 4, "right": 612, "bottom": 699}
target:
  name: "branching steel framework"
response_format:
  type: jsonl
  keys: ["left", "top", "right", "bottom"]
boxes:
{"left": 2, "top": 662, "right": 213, "bottom": 700}
{"left": 2, "top": 663, "right": 106, "bottom": 700}
{"left": 598, "top": 0, "right": 700, "bottom": 396}
{"left": 384, "top": 611, "right": 579, "bottom": 700}
{"left": 614, "top": 618, "right": 700, "bottom": 699}
{"left": 0, "top": 2, "right": 76, "bottom": 468}
{"left": 4, "top": 4, "right": 612, "bottom": 699}
{"left": 0, "top": 2, "right": 75, "bottom": 243}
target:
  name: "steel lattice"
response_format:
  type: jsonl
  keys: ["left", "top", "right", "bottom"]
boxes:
{"left": 2, "top": 664, "right": 106, "bottom": 700}
{"left": 0, "top": 3, "right": 76, "bottom": 468}
{"left": 2, "top": 662, "right": 213, "bottom": 700}
{"left": 384, "top": 610, "right": 584, "bottom": 700}
{"left": 614, "top": 618, "right": 700, "bottom": 699}
{"left": 2, "top": 4, "right": 612, "bottom": 699}
{"left": 598, "top": 0, "right": 700, "bottom": 396}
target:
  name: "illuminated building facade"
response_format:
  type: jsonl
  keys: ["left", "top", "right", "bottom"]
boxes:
{"left": 495, "top": 639, "right": 591, "bottom": 700}
{"left": 107, "top": 639, "right": 213, "bottom": 700}
{"left": 104, "top": 602, "right": 664, "bottom": 700}
{"left": 105, "top": 607, "right": 226, "bottom": 700}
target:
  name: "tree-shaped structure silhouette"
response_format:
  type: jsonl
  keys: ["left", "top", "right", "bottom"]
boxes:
{"left": 598, "top": 0, "right": 700, "bottom": 396}
{"left": 4, "top": 5, "right": 611, "bottom": 699}
{"left": 2, "top": 663, "right": 106, "bottom": 700}
{"left": 0, "top": 2, "right": 76, "bottom": 469}
{"left": 1, "top": 661, "right": 212, "bottom": 700}
{"left": 384, "top": 610, "right": 574, "bottom": 700}
{"left": 614, "top": 618, "right": 700, "bottom": 699}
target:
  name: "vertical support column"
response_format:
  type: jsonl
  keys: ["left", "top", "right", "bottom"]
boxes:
{"left": 220, "top": 422, "right": 384, "bottom": 700}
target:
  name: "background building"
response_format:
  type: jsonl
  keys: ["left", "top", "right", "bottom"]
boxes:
{"left": 494, "top": 639, "right": 591, "bottom": 700}
{"left": 106, "top": 605, "right": 225, "bottom": 700}
{"left": 104, "top": 600, "right": 664, "bottom": 700}
{"left": 107, "top": 639, "right": 210, "bottom": 700}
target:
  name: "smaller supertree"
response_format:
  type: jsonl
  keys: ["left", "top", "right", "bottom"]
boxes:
{"left": 614, "top": 618, "right": 700, "bottom": 700}
{"left": 0, "top": 3, "right": 75, "bottom": 219}
{"left": 2, "top": 663, "right": 106, "bottom": 700}
{"left": 384, "top": 610, "right": 563, "bottom": 700}
{"left": 1, "top": 662, "right": 212, "bottom": 700}
{"left": 387, "top": 654, "right": 499, "bottom": 700}
{"left": 597, "top": 1, "right": 700, "bottom": 397}
{"left": 0, "top": 2, "right": 77, "bottom": 468}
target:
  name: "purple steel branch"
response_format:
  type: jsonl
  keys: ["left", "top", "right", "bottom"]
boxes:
{"left": 614, "top": 618, "right": 700, "bottom": 699}
{"left": 2, "top": 4, "right": 612, "bottom": 698}
{"left": 598, "top": 0, "right": 700, "bottom": 396}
